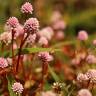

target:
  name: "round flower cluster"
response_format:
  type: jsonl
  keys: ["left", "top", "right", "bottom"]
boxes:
{"left": 77, "top": 89, "right": 92, "bottom": 96}
{"left": 12, "top": 82, "right": 23, "bottom": 94}
{"left": 52, "top": 20, "right": 66, "bottom": 30}
{"left": 71, "top": 52, "right": 86, "bottom": 66}
{"left": 55, "top": 31, "right": 64, "bottom": 40}
{"left": 86, "top": 54, "right": 96, "bottom": 64}
{"left": 71, "top": 58, "right": 81, "bottom": 65}
{"left": 78, "top": 30, "right": 88, "bottom": 41}
{"left": 77, "top": 73, "right": 89, "bottom": 82}
{"left": 24, "top": 18, "right": 39, "bottom": 34}
{"left": 26, "top": 34, "right": 36, "bottom": 45}
{"left": 38, "top": 36, "right": 48, "bottom": 46}
{"left": 0, "top": 57, "right": 8, "bottom": 68}
{"left": 21, "top": 2, "right": 33, "bottom": 14}
{"left": 0, "top": 32, "right": 12, "bottom": 45}
{"left": 38, "top": 52, "right": 53, "bottom": 62}
{"left": 6, "top": 17, "right": 19, "bottom": 28}
{"left": 50, "top": 11, "right": 62, "bottom": 23}
{"left": 86, "top": 69, "right": 96, "bottom": 83}
{"left": 38, "top": 27, "right": 54, "bottom": 40}
{"left": 15, "top": 25, "right": 24, "bottom": 36}
{"left": 77, "top": 69, "right": 96, "bottom": 83}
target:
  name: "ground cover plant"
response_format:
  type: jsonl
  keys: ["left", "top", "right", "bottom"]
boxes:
{"left": 0, "top": 1, "right": 96, "bottom": 96}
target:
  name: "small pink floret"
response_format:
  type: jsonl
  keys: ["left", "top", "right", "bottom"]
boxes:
{"left": 77, "top": 89, "right": 92, "bottom": 96}
{"left": 6, "top": 17, "right": 19, "bottom": 28}
{"left": 0, "top": 57, "right": 8, "bottom": 68}
{"left": 12, "top": 82, "right": 23, "bottom": 94}
{"left": 21, "top": 2, "right": 33, "bottom": 14}
{"left": 78, "top": 30, "right": 88, "bottom": 41}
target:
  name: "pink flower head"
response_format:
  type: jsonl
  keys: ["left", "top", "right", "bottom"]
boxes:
{"left": 38, "top": 27, "right": 54, "bottom": 40}
{"left": 26, "top": 34, "right": 36, "bottom": 45}
{"left": 38, "top": 52, "right": 53, "bottom": 62}
{"left": 24, "top": 18, "right": 39, "bottom": 34}
{"left": 78, "top": 30, "right": 88, "bottom": 41}
{"left": 77, "top": 73, "right": 89, "bottom": 82}
{"left": 42, "top": 91, "right": 56, "bottom": 96}
{"left": 55, "top": 31, "right": 64, "bottom": 40}
{"left": 52, "top": 20, "right": 66, "bottom": 30}
{"left": 12, "top": 82, "right": 23, "bottom": 94}
{"left": 86, "top": 54, "right": 96, "bottom": 64}
{"left": 86, "top": 69, "right": 96, "bottom": 83}
{"left": 71, "top": 58, "right": 80, "bottom": 65}
{"left": 93, "top": 39, "right": 96, "bottom": 46}
{"left": 15, "top": 25, "right": 24, "bottom": 36}
{"left": 0, "top": 32, "right": 12, "bottom": 45}
{"left": 50, "top": 11, "right": 62, "bottom": 23}
{"left": 6, "top": 17, "right": 19, "bottom": 28}
{"left": 0, "top": 57, "right": 8, "bottom": 68}
{"left": 21, "top": 2, "right": 33, "bottom": 14}
{"left": 77, "top": 89, "right": 92, "bottom": 96}
{"left": 38, "top": 36, "right": 48, "bottom": 45}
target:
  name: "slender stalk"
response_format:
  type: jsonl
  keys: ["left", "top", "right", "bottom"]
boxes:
{"left": 12, "top": 29, "right": 15, "bottom": 74}
{"left": 16, "top": 34, "right": 29, "bottom": 73}
{"left": 40, "top": 62, "right": 48, "bottom": 90}
{"left": 1, "top": 43, "right": 4, "bottom": 56}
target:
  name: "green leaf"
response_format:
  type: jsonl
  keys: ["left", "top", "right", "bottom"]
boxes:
{"left": 48, "top": 65, "right": 60, "bottom": 82}
{"left": 3, "top": 47, "right": 61, "bottom": 58}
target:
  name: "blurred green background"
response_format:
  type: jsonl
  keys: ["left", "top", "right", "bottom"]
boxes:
{"left": 0, "top": 0, "right": 96, "bottom": 35}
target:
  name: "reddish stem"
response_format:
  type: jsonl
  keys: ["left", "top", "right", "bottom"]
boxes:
{"left": 40, "top": 62, "right": 48, "bottom": 90}
{"left": 16, "top": 33, "right": 29, "bottom": 73}
{"left": 12, "top": 29, "right": 15, "bottom": 74}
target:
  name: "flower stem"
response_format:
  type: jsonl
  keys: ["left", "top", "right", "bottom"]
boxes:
{"left": 12, "top": 29, "right": 15, "bottom": 74}
{"left": 16, "top": 33, "right": 29, "bottom": 73}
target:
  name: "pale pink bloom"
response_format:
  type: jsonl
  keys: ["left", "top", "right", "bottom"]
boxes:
{"left": 55, "top": 31, "right": 64, "bottom": 40}
{"left": 12, "top": 82, "right": 23, "bottom": 94}
{"left": 77, "top": 89, "right": 92, "bottom": 96}
{"left": 52, "top": 20, "right": 66, "bottom": 30}
{"left": 24, "top": 18, "right": 39, "bottom": 34}
{"left": 26, "top": 34, "right": 36, "bottom": 45}
{"left": 86, "top": 54, "right": 96, "bottom": 64}
{"left": 86, "top": 69, "right": 96, "bottom": 83}
{"left": 93, "top": 39, "right": 96, "bottom": 46}
{"left": 42, "top": 91, "right": 56, "bottom": 96}
{"left": 38, "top": 52, "right": 53, "bottom": 62}
{"left": 6, "top": 17, "right": 19, "bottom": 28}
{"left": 15, "top": 25, "right": 24, "bottom": 36}
{"left": 38, "top": 27, "right": 54, "bottom": 40}
{"left": 78, "top": 30, "right": 88, "bottom": 41}
{"left": 0, "top": 32, "right": 12, "bottom": 45}
{"left": 38, "top": 36, "right": 48, "bottom": 45}
{"left": 0, "top": 57, "right": 8, "bottom": 68}
{"left": 77, "top": 73, "right": 89, "bottom": 82}
{"left": 21, "top": 2, "right": 33, "bottom": 14}
{"left": 50, "top": 11, "right": 62, "bottom": 23}
{"left": 71, "top": 58, "right": 80, "bottom": 65}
